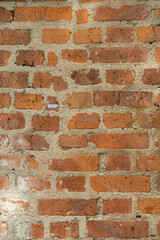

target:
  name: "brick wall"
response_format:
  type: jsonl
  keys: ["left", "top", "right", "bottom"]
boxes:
{"left": 0, "top": 0, "right": 160, "bottom": 239}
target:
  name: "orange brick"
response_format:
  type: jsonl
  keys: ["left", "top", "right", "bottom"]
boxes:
{"left": 49, "top": 155, "right": 99, "bottom": 171}
{"left": 73, "top": 28, "right": 102, "bottom": 44}
{"left": 89, "top": 133, "right": 149, "bottom": 149}
{"left": 48, "top": 52, "right": 58, "bottom": 66}
{"left": 76, "top": 9, "right": 88, "bottom": 24}
{"left": 68, "top": 113, "right": 100, "bottom": 129}
{"left": 42, "top": 29, "right": 71, "bottom": 43}
{"left": 103, "top": 113, "right": 133, "bottom": 128}
{"left": 14, "top": 7, "right": 72, "bottom": 22}
{"left": 138, "top": 198, "right": 160, "bottom": 214}
{"left": 0, "top": 175, "right": 8, "bottom": 190}
{"left": 63, "top": 92, "right": 91, "bottom": 108}
{"left": 0, "top": 51, "right": 11, "bottom": 66}
{"left": 26, "top": 155, "right": 38, "bottom": 171}
{"left": 0, "top": 8, "right": 13, "bottom": 22}
{"left": 33, "top": 72, "right": 52, "bottom": 88}
{"left": 136, "top": 155, "right": 160, "bottom": 171}
{"left": 106, "top": 69, "right": 134, "bottom": 85}
{"left": 15, "top": 93, "right": 44, "bottom": 110}
{"left": 0, "top": 93, "right": 11, "bottom": 108}
{"left": 90, "top": 176, "right": 150, "bottom": 192}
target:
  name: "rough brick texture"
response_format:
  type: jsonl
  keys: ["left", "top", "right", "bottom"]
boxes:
{"left": 0, "top": 0, "right": 158, "bottom": 239}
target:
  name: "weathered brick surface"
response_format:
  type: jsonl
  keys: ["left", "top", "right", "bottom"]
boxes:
{"left": 0, "top": 0, "right": 159, "bottom": 239}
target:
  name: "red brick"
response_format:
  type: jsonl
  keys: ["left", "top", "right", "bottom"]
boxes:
{"left": 42, "top": 29, "right": 71, "bottom": 44}
{"left": 68, "top": 113, "right": 100, "bottom": 129}
{"left": 62, "top": 49, "right": 88, "bottom": 63}
{"left": 136, "top": 27, "right": 160, "bottom": 42}
{"left": 0, "top": 175, "right": 8, "bottom": 190}
{"left": 0, "top": 113, "right": 25, "bottom": 129}
{"left": 12, "top": 134, "right": 49, "bottom": 150}
{"left": 71, "top": 69, "right": 102, "bottom": 85}
{"left": 80, "top": 0, "right": 102, "bottom": 2}
{"left": 26, "top": 155, "right": 38, "bottom": 171}
{"left": 138, "top": 198, "right": 160, "bottom": 214}
{"left": 89, "top": 133, "right": 149, "bottom": 149}
{"left": 142, "top": 68, "right": 160, "bottom": 84}
{"left": 14, "top": 7, "right": 72, "bottom": 22}
{"left": 16, "top": 50, "right": 45, "bottom": 66}
{"left": 0, "top": 72, "right": 28, "bottom": 88}
{"left": 45, "top": 96, "right": 59, "bottom": 111}
{"left": 0, "top": 135, "right": 9, "bottom": 151}
{"left": 0, "top": 154, "right": 23, "bottom": 170}
{"left": 73, "top": 28, "right": 102, "bottom": 44}
{"left": 93, "top": 5, "right": 150, "bottom": 21}
{"left": 138, "top": 114, "right": 160, "bottom": 129}
{"left": 106, "top": 69, "right": 134, "bottom": 85}
{"left": 17, "top": 176, "right": 51, "bottom": 191}
{"left": 90, "top": 47, "right": 148, "bottom": 63}
{"left": 15, "top": 93, "right": 44, "bottom": 110}
{"left": 136, "top": 155, "right": 160, "bottom": 171}
{"left": 156, "top": 93, "right": 160, "bottom": 106}
{"left": 156, "top": 48, "right": 160, "bottom": 62}
{"left": 59, "top": 135, "right": 87, "bottom": 148}
{"left": 38, "top": 199, "right": 97, "bottom": 216}
{"left": 32, "top": 115, "right": 59, "bottom": 131}
{"left": 33, "top": 72, "right": 52, "bottom": 88}
{"left": 93, "top": 91, "right": 152, "bottom": 107}
{"left": 0, "top": 8, "right": 13, "bottom": 22}
{"left": 49, "top": 155, "right": 99, "bottom": 171}
{"left": 76, "top": 9, "right": 88, "bottom": 24}
{"left": 63, "top": 92, "right": 91, "bottom": 109}
{"left": 57, "top": 176, "right": 85, "bottom": 192}
{"left": 104, "top": 154, "right": 131, "bottom": 171}
{"left": 103, "top": 198, "right": 132, "bottom": 214}
{"left": 106, "top": 27, "right": 134, "bottom": 43}
{"left": 0, "top": 223, "right": 8, "bottom": 238}
{"left": 87, "top": 221, "right": 149, "bottom": 238}
{"left": 0, "top": 93, "right": 11, "bottom": 108}
{"left": 48, "top": 51, "right": 58, "bottom": 66}
{"left": 0, "top": 30, "right": 30, "bottom": 45}
{"left": 53, "top": 77, "right": 68, "bottom": 91}
{"left": 103, "top": 113, "right": 133, "bottom": 128}
{"left": 90, "top": 176, "right": 150, "bottom": 192}
{"left": 0, "top": 51, "right": 11, "bottom": 66}
{"left": 50, "top": 222, "right": 79, "bottom": 239}
{"left": 28, "top": 223, "right": 43, "bottom": 239}
{"left": 0, "top": 198, "right": 29, "bottom": 215}
{"left": 157, "top": 222, "right": 160, "bottom": 236}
